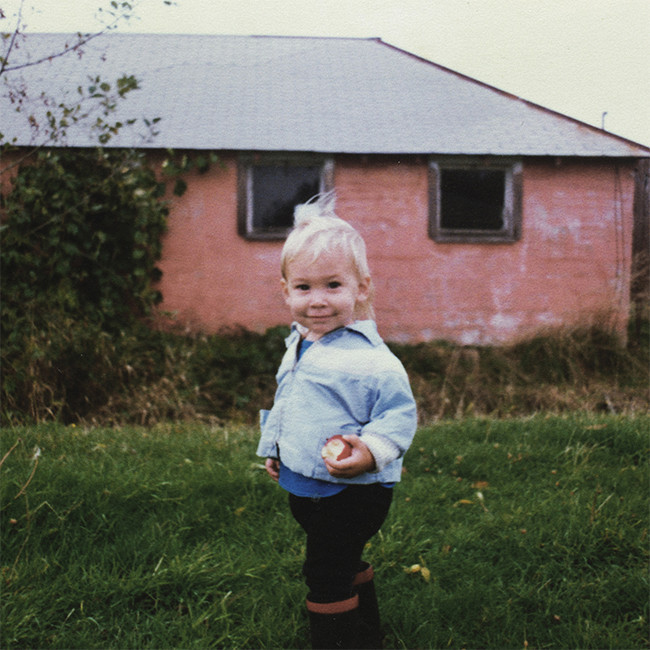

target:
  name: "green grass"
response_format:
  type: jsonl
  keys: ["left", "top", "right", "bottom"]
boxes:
{"left": 1, "top": 416, "right": 648, "bottom": 649}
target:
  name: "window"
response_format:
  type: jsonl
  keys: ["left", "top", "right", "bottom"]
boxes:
{"left": 238, "top": 154, "right": 334, "bottom": 239}
{"left": 429, "top": 158, "right": 522, "bottom": 243}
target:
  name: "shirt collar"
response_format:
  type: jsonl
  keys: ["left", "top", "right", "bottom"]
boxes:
{"left": 286, "top": 320, "right": 382, "bottom": 348}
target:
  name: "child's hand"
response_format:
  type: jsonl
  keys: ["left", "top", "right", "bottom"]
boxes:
{"left": 265, "top": 457, "right": 280, "bottom": 482}
{"left": 323, "top": 435, "right": 376, "bottom": 478}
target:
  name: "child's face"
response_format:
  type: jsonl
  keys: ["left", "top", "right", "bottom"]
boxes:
{"left": 282, "top": 249, "right": 370, "bottom": 341}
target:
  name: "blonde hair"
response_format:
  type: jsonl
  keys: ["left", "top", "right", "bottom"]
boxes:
{"left": 281, "top": 195, "right": 375, "bottom": 320}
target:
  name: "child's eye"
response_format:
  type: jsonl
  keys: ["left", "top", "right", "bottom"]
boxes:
{"left": 296, "top": 284, "right": 310, "bottom": 291}
{"left": 328, "top": 281, "right": 341, "bottom": 289}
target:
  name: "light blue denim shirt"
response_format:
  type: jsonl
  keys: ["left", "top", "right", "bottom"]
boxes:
{"left": 257, "top": 320, "right": 417, "bottom": 485}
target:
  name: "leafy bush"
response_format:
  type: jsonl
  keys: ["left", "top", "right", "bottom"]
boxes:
{"left": 2, "top": 148, "right": 167, "bottom": 328}
{"left": 1, "top": 148, "right": 168, "bottom": 421}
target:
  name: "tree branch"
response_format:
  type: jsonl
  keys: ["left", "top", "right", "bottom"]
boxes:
{"left": 0, "top": 1, "right": 139, "bottom": 77}
{"left": 0, "top": 0, "right": 25, "bottom": 77}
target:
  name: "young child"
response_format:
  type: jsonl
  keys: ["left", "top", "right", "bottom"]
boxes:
{"left": 257, "top": 197, "right": 417, "bottom": 649}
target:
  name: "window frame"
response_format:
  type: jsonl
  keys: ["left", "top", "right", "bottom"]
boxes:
{"left": 238, "top": 153, "right": 334, "bottom": 240}
{"left": 428, "top": 157, "right": 522, "bottom": 243}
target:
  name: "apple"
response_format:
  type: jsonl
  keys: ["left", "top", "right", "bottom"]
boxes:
{"left": 321, "top": 435, "right": 353, "bottom": 462}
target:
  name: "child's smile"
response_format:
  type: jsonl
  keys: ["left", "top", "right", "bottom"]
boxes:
{"left": 282, "top": 249, "right": 370, "bottom": 341}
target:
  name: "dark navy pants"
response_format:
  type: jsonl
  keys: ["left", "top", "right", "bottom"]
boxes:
{"left": 289, "top": 484, "right": 393, "bottom": 604}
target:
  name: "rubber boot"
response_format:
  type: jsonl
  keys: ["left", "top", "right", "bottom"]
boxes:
{"left": 353, "top": 563, "right": 383, "bottom": 649}
{"left": 306, "top": 594, "right": 360, "bottom": 649}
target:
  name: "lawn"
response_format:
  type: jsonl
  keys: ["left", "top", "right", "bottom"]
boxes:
{"left": 1, "top": 415, "right": 648, "bottom": 649}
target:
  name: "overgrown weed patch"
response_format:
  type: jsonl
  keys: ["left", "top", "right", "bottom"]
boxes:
{"left": 2, "top": 323, "right": 648, "bottom": 426}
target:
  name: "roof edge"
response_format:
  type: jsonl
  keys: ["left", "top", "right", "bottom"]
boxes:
{"left": 377, "top": 39, "right": 650, "bottom": 155}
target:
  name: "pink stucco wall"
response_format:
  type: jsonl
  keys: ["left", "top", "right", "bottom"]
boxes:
{"left": 156, "top": 154, "right": 636, "bottom": 344}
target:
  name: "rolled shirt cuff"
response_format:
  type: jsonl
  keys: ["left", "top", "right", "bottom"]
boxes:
{"left": 361, "top": 433, "right": 401, "bottom": 473}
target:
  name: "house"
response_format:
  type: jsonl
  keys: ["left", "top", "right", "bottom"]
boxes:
{"left": 2, "top": 33, "right": 649, "bottom": 344}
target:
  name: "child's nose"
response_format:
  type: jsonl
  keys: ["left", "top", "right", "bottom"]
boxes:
{"left": 309, "top": 290, "right": 327, "bottom": 306}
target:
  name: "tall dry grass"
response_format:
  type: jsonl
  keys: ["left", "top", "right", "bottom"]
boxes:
{"left": 2, "top": 321, "right": 648, "bottom": 427}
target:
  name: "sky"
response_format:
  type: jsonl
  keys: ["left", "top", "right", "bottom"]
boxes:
{"left": 3, "top": 0, "right": 649, "bottom": 147}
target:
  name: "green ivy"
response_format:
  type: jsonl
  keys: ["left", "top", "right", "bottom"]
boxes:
{"left": 1, "top": 147, "right": 169, "bottom": 421}
{"left": 2, "top": 148, "right": 167, "bottom": 325}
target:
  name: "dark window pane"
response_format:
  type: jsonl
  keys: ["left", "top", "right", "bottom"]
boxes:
{"left": 440, "top": 169, "right": 505, "bottom": 230}
{"left": 252, "top": 165, "right": 321, "bottom": 231}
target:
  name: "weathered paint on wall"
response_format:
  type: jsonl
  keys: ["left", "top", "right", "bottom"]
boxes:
{"left": 155, "top": 157, "right": 286, "bottom": 334}
{"left": 156, "top": 155, "right": 635, "bottom": 344}
{"left": 1, "top": 148, "right": 635, "bottom": 344}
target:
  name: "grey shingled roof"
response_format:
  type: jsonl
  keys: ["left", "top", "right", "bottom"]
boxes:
{"left": 2, "top": 33, "right": 648, "bottom": 156}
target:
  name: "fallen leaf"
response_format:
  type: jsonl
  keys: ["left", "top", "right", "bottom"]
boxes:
{"left": 476, "top": 491, "right": 489, "bottom": 512}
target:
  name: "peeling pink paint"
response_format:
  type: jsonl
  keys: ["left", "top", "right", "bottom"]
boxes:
{"left": 155, "top": 155, "right": 635, "bottom": 344}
